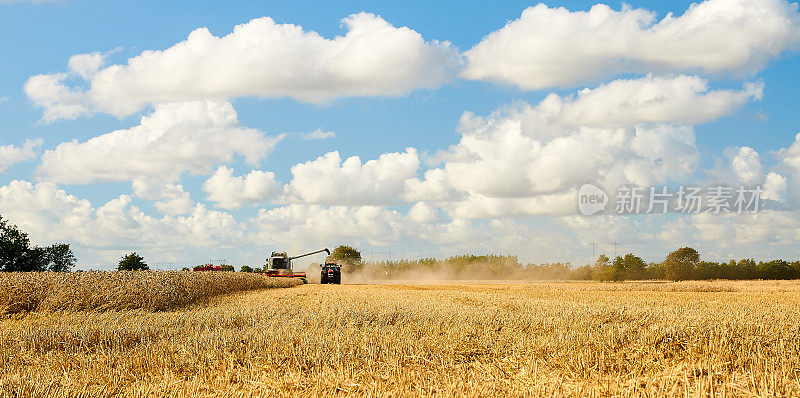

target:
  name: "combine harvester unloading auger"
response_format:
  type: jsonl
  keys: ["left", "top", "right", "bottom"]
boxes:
{"left": 266, "top": 248, "right": 330, "bottom": 284}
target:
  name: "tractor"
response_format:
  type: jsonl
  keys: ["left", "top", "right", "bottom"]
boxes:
{"left": 320, "top": 262, "right": 342, "bottom": 284}
{"left": 266, "top": 248, "right": 329, "bottom": 284}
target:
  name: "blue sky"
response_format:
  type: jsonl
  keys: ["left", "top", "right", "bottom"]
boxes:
{"left": 1, "top": 0, "right": 800, "bottom": 269}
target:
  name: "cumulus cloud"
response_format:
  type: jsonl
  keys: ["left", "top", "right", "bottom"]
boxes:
{"left": 689, "top": 211, "right": 800, "bottom": 247}
{"left": 0, "top": 138, "right": 42, "bottom": 173}
{"left": 707, "top": 146, "right": 766, "bottom": 186}
{"left": 463, "top": 0, "right": 800, "bottom": 89}
{"left": 405, "top": 109, "right": 712, "bottom": 217}
{"left": 729, "top": 147, "right": 764, "bottom": 185}
{"left": 131, "top": 179, "right": 194, "bottom": 215}
{"left": 543, "top": 75, "right": 763, "bottom": 128}
{"left": 250, "top": 204, "right": 404, "bottom": 248}
{"left": 0, "top": 180, "right": 245, "bottom": 259}
{"left": 285, "top": 148, "right": 419, "bottom": 205}
{"left": 36, "top": 101, "right": 281, "bottom": 184}
{"left": 68, "top": 52, "right": 106, "bottom": 80}
{"left": 405, "top": 118, "right": 699, "bottom": 217}
{"left": 447, "top": 75, "right": 760, "bottom": 146}
{"left": 402, "top": 74, "right": 766, "bottom": 218}
{"left": 202, "top": 166, "right": 281, "bottom": 209}
{"left": 775, "top": 132, "right": 800, "bottom": 207}
{"left": 407, "top": 202, "right": 440, "bottom": 223}
{"left": 26, "top": 13, "right": 461, "bottom": 121}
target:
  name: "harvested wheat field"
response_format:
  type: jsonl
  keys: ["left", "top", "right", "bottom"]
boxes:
{"left": 1, "top": 279, "right": 800, "bottom": 397}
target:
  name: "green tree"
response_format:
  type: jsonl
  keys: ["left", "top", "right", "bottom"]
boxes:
{"left": 329, "top": 245, "right": 363, "bottom": 274}
{"left": 591, "top": 255, "right": 615, "bottom": 281}
{"left": 644, "top": 262, "right": 665, "bottom": 280}
{"left": 759, "top": 260, "right": 792, "bottom": 279}
{"left": 44, "top": 243, "right": 76, "bottom": 272}
{"left": 572, "top": 264, "right": 593, "bottom": 280}
{"left": 735, "top": 259, "right": 759, "bottom": 279}
{"left": 611, "top": 253, "right": 646, "bottom": 280}
{"left": 791, "top": 261, "right": 800, "bottom": 279}
{"left": 663, "top": 247, "right": 700, "bottom": 281}
{"left": 240, "top": 265, "right": 253, "bottom": 273}
{"left": 1, "top": 215, "right": 35, "bottom": 272}
{"left": 329, "top": 245, "right": 362, "bottom": 264}
{"left": 118, "top": 252, "right": 149, "bottom": 271}
{"left": 595, "top": 255, "right": 610, "bottom": 268}
{"left": 220, "top": 264, "right": 235, "bottom": 272}
{"left": 0, "top": 215, "right": 66, "bottom": 272}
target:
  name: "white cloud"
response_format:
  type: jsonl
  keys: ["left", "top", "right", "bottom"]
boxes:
{"left": 0, "top": 180, "right": 246, "bottom": 262}
{"left": 407, "top": 202, "right": 440, "bottom": 223}
{"left": 403, "top": 74, "right": 765, "bottom": 218}
{"left": 301, "top": 129, "right": 336, "bottom": 141}
{"left": 689, "top": 211, "right": 800, "bottom": 247}
{"left": 448, "top": 75, "right": 759, "bottom": 146}
{"left": 26, "top": 13, "right": 461, "bottom": 121}
{"left": 0, "top": 138, "right": 42, "bottom": 173}
{"left": 463, "top": 0, "right": 800, "bottom": 89}
{"left": 285, "top": 148, "right": 419, "bottom": 205}
{"left": 545, "top": 75, "right": 762, "bottom": 128}
{"left": 775, "top": 132, "right": 800, "bottom": 207}
{"left": 777, "top": 132, "right": 800, "bottom": 171}
{"left": 24, "top": 73, "right": 91, "bottom": 123}
{"left": 202, "top": 166, "right": 281, "bottom": 209}
{"left": 131, "top": 179, "right": 194, "bottom": 215}
{"left": 729, "top": 147, "right": 764, "bottom": 186}
{"left": 36, "top": 101, "right": 281, "bottom": 184}
{"left": 250, "top": 204, "right": 404, "bottom": 248}
{"left": 4, "top": 177, "right": 800, "bottom": 268}
{"left": 68, "top": 52, "right": 106, "bottom": 80}
{"left": 763, "top": 172, "right": 788, "bottom": 202}
{"left": 154, "top": 192, "right": 193, "bottom": 216}
{"left": 404, "top": 106, "right": 703, "bottom": 217}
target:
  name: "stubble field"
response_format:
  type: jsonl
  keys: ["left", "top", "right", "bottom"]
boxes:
{"left": 1, "top": 278, "right": 800, "bottom": 397}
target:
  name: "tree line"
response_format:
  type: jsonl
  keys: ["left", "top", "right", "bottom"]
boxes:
{"left": 357, "top": 247, "right": 800, "bottom": 281}
{"left": 0, "top": 214, "right": 75, "bottom": 272}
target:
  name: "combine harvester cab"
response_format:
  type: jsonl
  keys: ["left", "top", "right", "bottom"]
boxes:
{"left": 266, "top": 248, "right": 330, "bottom": 284}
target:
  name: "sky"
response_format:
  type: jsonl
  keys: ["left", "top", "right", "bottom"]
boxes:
{"left": 1, "top": 0, "right": 800, "bottom": 270}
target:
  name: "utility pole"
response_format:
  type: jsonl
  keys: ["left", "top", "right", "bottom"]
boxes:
{"left": 592, "top": 241, "right": 621, "bottom": 260}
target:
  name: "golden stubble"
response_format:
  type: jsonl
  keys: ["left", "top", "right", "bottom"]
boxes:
{"left": 1, "top": 279, "right": 799, "bottom": 397}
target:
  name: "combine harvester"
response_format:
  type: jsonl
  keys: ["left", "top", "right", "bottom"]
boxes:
{"left": 266, "top": 248, "right": 330, "bottom": 284}
{"left": 192, "top": 264, "right": 224, "bottom": 271}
